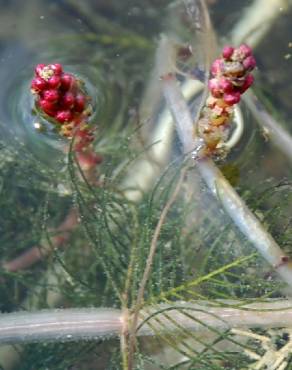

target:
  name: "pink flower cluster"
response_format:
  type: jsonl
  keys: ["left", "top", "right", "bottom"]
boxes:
{"left": 31, "top": 63, "right": 90, "bottom": 138}
{"left": 31, "top": 63, "right": 102, "bottom": 169}
{"left": 209, "top": 44, "right": 256, "bottom": 105}
{"left": 197, "top": 44, "right": 256, "bottom": 156}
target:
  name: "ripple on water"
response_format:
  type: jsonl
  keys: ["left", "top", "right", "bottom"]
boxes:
{"left": 0, "top": 42, "right": 119, "bottom": 170}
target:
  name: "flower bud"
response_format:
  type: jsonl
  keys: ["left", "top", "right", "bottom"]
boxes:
{"left": 238, "top": 44, "right": 252, "bottom": 58}
{"left": 39, "top": 99, "right": 57, "bottom": 116}
{"left": 74, "top": 94, "right": 86, "bottom": 112}
{"left": 31, "top": 77, "right": 47, "bottom": 92}
{"left": 211, "top": 59, "right": 223, "bottom": 76}
{"left": 60, "top": 73, "right": 74, "bottom": 91}
{"left": 43, "top": 89, "right": 60, "bottom": 103}
{"left": 61, "top": 92, "right": 75, "bottom": 109}
{"left": 243, "top": 55, "right": 256, "bottom": 71}
{"left": 208, "top": 78, "right": 222, "bottom": 98}
{"left": 55, "top": 110, "right": 72, "bottom": 123}
{"left": 222, "top": 46, "right": 234, "bottom": 60}
{"left": 48, "top": 75, "right": 61, "bottom": 89}
{"left": 219, "top": 77, "right": 234, "bottom": 93}
{"left": 50, "top": 63, "right": 63, "bottom": 75}
{"left": 239, "top": 74, "right": 254, "bottom": 93}
{"left": 223, "top": 91, "right": 241, "bottom": 105}
{"left": 35, "top": 64, "right": 45, "bottom": 76}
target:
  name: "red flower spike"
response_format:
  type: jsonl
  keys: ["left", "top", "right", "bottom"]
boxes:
{"left": 222, "top": 46, "right": 234, "bottom": 60}
{"left": 31, "top": 77, "right": 47, "bottom": 92}
{"left": 198, "top": 44, "right": 256, "bottom": 157}
{"left": 31, "top": 62, "right": 98, "bottom": 161}
{"left": 43, "top": 89, "right": 60, "bottom": 103}
{"left": 55, "top": 110, "right": 72, "bottom": 123}
{"left": 48, "top": 75, "right": 61, "bottom": 89}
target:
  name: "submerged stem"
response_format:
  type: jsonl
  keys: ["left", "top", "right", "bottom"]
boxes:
{"left": 0, "top": 309, "right": 122, "bottom": 344}
{"left": 184, "top": 0, "right": 217, "bottom": 127}
{"left": 162, "top": 72, "right": 292, "bottom": 288}
{"left": 128, "top": 168, "right": 186, "bottom": 369}
{"left": 2, "top": 300, "right": 292, "bottom": 344}
{"left": 243, "top": 90, "right": 292, "bottom": 164}
{"left": 138, "top": 300, "right": 292, "bottom": 336}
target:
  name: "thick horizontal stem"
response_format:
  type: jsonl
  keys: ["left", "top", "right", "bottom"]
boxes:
{"left": 138, "top": 300, "right": 292, "bottom": 336}
{"left": 1, "top": 301, "right": 292, "bottom": 344}
{"left": 0, "top": 309, "right": 122, "bottom": 345}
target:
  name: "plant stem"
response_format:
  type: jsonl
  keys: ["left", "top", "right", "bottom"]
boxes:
{"left": 162, "top": 73, "right": 292, "bottom": 287}
{"left": 138, "top": 300, "right": 292, "bottom": 335}
{"left": 128, "top": 168, "right": 186, "bottom": 369}
{"left": 2, "top": 300, "right": 292, "bottom": 344}
{"left": 0, "top": 309, "right": 122, "bottom": 344}
{"left": 229, "top": 0, "right": 289, "bottom": 46}
{"left": 2, "top": 208, "right": 78, "bottom": 272}
{"left": 201, "top": 158, "right": 292, "bottom": 285}
{"left": 243, "top": 90, "right": 292, "bottom": 164}
{"left": 183, "top": 0, "right": 217, "bottom": 126}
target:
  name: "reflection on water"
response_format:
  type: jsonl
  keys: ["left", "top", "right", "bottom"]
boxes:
{"left": 0, "top": 0, "right": 160, "bottom": 166}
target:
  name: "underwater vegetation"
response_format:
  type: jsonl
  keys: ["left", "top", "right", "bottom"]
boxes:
{"left": 0, "top": 0, "right": 292, "bottom": 369}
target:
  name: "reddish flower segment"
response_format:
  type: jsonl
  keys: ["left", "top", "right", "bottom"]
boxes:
{"left": 31, "top": 63, "right": 90, "bottom": 125}
{"left": 197, "top": 44, "right": 256, "bottom": 156}
{"left": 31, "top": 63, "right": 103, "bottom": 171}
{"left": 31, "top": 63, "right": 97, "bottom": 155}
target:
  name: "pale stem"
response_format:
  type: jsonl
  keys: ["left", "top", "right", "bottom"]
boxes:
{"left": 200, "top": 158, "right": 292, "bottom": 287}
{"left": 162, "top": 75, "right": 292, "bottom": 287}
{"left": 128, "top": 168, "right": 186, "bottom": 369}
{"left": 229, "top": 0, "right": 290, "bottom": 46}
{"left": 0, "top": 262, "right": 67, "bottom": 369}
{"left": 138, "top": 300, "right": 292, "bottom": 336}
{"left": 0, "top": 309, "right": 122, "bottom": 344}
{"left": 183, "top": 0, "right": 217, "bottom": 127}
{"left": 2, "top": 301, "right": 292, "bottom": 344}
{"left": 243, "top": 90, "right": 292, "bottom": 164}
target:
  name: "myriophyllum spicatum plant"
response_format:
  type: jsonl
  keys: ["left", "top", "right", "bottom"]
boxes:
{"left": 1, "top": 41, "right": 292, "bottom": 370}
{"left": 2, "top": 64, "right": 103, "bottom": 273}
